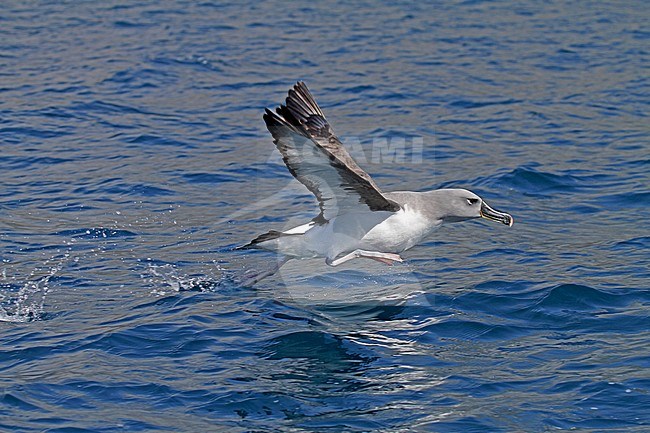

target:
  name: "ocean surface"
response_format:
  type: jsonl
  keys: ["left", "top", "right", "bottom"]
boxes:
{"left": 1, "top": 1, "right": 648, "bottom": 431}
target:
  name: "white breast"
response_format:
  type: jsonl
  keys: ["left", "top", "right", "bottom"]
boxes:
{"left": 358, "top": 205, "right": 440, "bottom": 253}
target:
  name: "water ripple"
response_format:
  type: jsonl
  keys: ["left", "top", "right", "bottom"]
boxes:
{"left": 1, "top": 1, "right": 648, "bottom": 432}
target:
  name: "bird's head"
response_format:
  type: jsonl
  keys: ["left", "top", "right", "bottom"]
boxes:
{"left": 434, "top": 189, "right": 514, "bottom": 227}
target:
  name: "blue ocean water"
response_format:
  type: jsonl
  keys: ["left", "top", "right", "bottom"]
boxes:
{"left": 1, "top": 1, "right": 648, "bottom": 431}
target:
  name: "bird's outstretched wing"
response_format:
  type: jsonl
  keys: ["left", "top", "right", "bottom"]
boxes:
{"left": 264, "top": 82, "right": 400, "bottom": 223}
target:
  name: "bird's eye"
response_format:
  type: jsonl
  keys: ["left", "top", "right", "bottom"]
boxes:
{"left": 467, "top": 198, "right": 479, "bottom": 205}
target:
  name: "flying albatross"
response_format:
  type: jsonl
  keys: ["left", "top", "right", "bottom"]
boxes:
{"left": 238, "top": 82, "right": 513, "bottom": 281}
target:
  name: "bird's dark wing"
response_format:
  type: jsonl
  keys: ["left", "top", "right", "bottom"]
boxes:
{"left": 264, "top": 81, "right": 400, "bottom": 222}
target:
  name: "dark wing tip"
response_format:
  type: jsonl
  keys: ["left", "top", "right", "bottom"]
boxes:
{"left": 264, "top": 82, "right": 326, "bottom": 139}
{"left": 285, "top": 81, "right": 326, "bottom": 121}
{"left": 263, "top": 107, "right": 283, "bottom": 132}
{"left": 263, "top": 107, "right": 278, "bottom": 124}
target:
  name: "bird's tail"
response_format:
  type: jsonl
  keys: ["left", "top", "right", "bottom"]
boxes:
{"left": 235, "top": 230, "right": 298, "bottom": 250}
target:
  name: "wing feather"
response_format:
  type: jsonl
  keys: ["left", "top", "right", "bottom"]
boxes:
{"left": 263, "top": 82, "right": 400, "bottom": 222}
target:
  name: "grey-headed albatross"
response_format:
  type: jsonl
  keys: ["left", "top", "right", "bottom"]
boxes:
{"left": 238, "top": 82, "right": 513, "bottom": 280}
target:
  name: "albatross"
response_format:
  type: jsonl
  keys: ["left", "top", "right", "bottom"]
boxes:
{"left": 238, "top": 82, "right": 513, "bottom": 279}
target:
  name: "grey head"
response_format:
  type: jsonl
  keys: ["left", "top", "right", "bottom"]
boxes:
{"left": 419, "top": 188, "right": 514, "bottom": 226}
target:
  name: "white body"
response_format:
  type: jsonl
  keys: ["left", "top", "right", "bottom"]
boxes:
{"left": 267, "top": 203, "right": 442, "bottom": 262}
